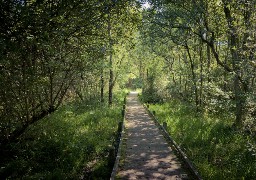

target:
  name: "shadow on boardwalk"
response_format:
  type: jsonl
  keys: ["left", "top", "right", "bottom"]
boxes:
{"left": 117, "top": 92, "right": 189, "bottom": 180}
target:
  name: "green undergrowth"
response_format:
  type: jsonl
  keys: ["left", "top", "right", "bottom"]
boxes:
{"left": 148, "top": 100, "right": 256, "bottom": 180}
{"left": 0, "top": 91, "right": 128, "bottom": 179}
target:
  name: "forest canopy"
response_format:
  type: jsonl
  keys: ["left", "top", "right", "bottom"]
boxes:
{"left": 0, "top": 0, "right": 140, "bottom": 145}
{"left": 0, "top": 0, "right": 256, "bottom": 179}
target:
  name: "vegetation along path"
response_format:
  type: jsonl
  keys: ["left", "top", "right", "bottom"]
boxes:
{"left": 117, "top": 92, "right": 189, "bottom": 179}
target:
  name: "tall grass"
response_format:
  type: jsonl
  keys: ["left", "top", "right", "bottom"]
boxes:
{"left": 0, "top": 91, "right": 127, "bottom": 179}
{"left": 149, "top": 100, "right": 256, "bottom": 179}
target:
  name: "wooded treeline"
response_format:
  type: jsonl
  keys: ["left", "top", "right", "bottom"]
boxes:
{"left": 0, "top": 0, "right": 256, "bottom": 178}
{"left": 1, "top": 0, "right": 255, "bottom": 157}
{"left": 0, "top": 0, "right": 139, "bottom": 146}
{"left": 140, "top": 0, "right": 256, "bottom": 132}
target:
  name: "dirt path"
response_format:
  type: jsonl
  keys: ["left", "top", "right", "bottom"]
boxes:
{"left": 117, "top": 92, "right": 188, "bottom": 180}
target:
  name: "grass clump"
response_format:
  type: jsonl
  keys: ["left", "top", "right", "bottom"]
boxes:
{"left": 149, "top": 100, "right": 256, "bottom": 180}
{"left": 0, "top": 91, "right": 127, "bottom": 179}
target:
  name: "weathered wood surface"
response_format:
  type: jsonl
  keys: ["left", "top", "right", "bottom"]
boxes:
{"left": 116, "top": 92, "right": 189, "bottom": 180}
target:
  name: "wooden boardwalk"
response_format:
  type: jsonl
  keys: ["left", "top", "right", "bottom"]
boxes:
{"left": 116, "top": 92, "right": 189, "bottom": 180}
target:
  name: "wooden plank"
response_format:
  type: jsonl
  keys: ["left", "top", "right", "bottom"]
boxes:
{"left": 144, "top": 104, "right": 203, "bottom": 180}
{"left": 110, "top": 97, "right": 126, "bottom": 180}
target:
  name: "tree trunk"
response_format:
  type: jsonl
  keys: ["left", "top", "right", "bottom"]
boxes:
{"left": 185, "top": 44, "right": 199, "bottom": 108}
{"left": 100, "top": 69, "right": 104, "bottom": 103}
{"left": 49, "top": 72, "right": 54, "bottom": 110}
{"left": 178, "top": 54, "right": 182, "bottom": 94}
{"left": 199, "top": 41, "right": 203, "bottom": 106}
{"left": 206, "top": 41, "right": 211, "bottom": 82}
{"left": 108, "top": 12, "right": 113, "bottom": 106}
{"left": 223, "top": 3, "right": 244, "bottom": 127}
{"left": 109, "top": 65, "right": 113, "bottom": 106}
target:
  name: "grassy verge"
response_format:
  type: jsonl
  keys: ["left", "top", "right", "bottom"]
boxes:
{"left": 148, "top": 100, "right": 256, "bottom": 180}
{"left": 0, "top": 90, "right": 128, "bottom": 179}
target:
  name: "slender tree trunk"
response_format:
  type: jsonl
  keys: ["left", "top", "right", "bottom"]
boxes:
{"left": 109, "top": 62, "right": 113, "bottom": 106}
{"left": 223, "top": 3, "right": 244, "bottom": 127}
{"left": 22, "top": 62, "right": 29, "bottom": 124}
{"left": 178, "top": 55, "right": 182, "bottom": 95}
{"left": 199, "top": 41, "right": 203, "bottom": 106}
{"left": 207, "top": 41, "right": 211, "bottom": 82}
{"left": 139, "top": 58, "right": 142, "bottom": 78}
{"left": 49, "top": 72, "right": 54, "bottom": 111}
{"left": 184, "top": 79, "right": 187, "bottom": 97}
{"left": 100, "top": 69, "right": 104, "bottom": 103}
{"left": 108, "top": 12, "right": 113, "bottom": 106}
{"left": 185, "top": 44, "right": 199, "bottom": 108}
{"left": 223, "top": 46, "right": 229, "bottom": 91}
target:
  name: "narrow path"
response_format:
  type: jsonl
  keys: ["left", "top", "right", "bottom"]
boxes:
{"left": 117, "top": 92, "right": 188, "bottom": 180}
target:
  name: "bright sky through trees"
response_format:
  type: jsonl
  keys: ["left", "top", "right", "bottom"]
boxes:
{"left": 142, "top": 2, "right": 151, "bottom": 9}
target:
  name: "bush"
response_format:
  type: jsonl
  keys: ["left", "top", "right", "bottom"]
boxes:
{"left": 141, "top": 75, "right": 163, "bottom": 104}
{"left": 0, "top": 91, "right": 126, "bottom": 179}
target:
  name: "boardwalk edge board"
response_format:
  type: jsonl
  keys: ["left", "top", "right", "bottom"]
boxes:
{"left": 143, "top": 104, "right": 203, "bottom": 180}
{"left": 110, "top": 97, "right": 126, "bottom": 180}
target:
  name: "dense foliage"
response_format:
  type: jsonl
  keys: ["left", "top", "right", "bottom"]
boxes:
{"left": 1, "top": 0, "right": 255, "bottom": 178}
{"left": 138, "top": 0, "right": 256, "bottom": 179}
{"left": 140, "top": 0, "right": 256, "bottom": 130}
{"left": 0, "top": 91, "right": 126, "bottom": 179}
{"left": 0, "top": 0, "right": 139, "bottom": 178}
{"left": 0, "top": 0, "right": 139, "bottom": 146}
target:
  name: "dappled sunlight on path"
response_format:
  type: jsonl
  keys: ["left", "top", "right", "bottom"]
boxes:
{"left": 117, "top": 92, "right": 188, "bottom": 180}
